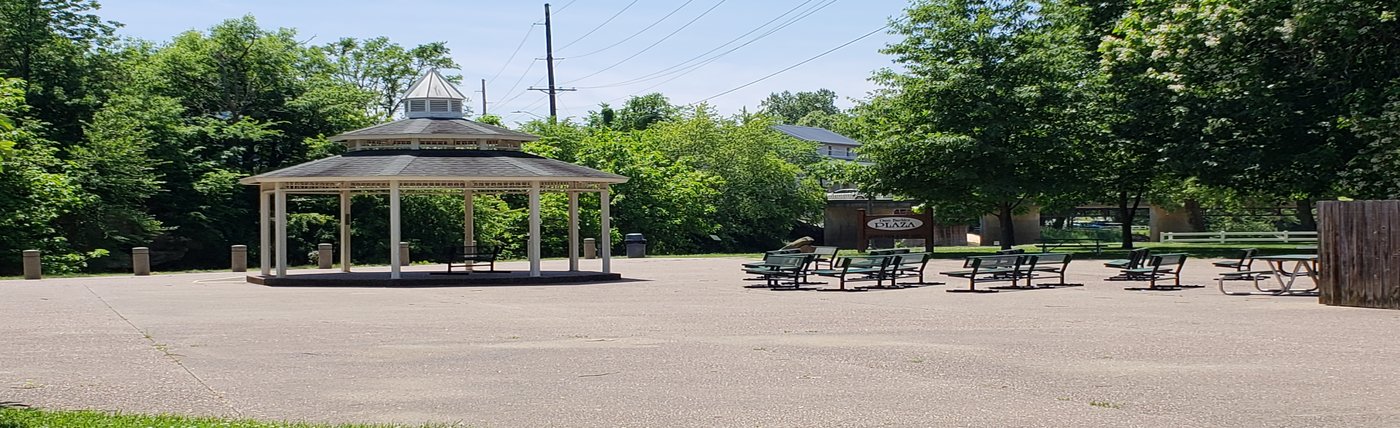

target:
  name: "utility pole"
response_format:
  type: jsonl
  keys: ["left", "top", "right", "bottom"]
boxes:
{"left": 477, "top": 78, "right": 487, "bottom": 115}
{"left": 530, "top": 3, "right": 575, "bottom": 120}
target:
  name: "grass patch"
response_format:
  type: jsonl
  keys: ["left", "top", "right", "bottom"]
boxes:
{"left": 1089, "top": 401, "right": 1122, "bottom": 409}
{"left": 0, "top": 407, "right": 453, "bottom": 428}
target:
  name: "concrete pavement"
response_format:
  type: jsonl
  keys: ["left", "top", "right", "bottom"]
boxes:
{"left": 3, "top": 257, "right": 1399, "bottom": 427}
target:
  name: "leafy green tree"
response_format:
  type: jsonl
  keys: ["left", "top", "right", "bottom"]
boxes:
{"left": 316, "top": 37, "right": 463, "bottom": 120}
{"left": 0, "top": 78, "right": 96, "bottom": 273}
{"left": 614, "top": 93, "right": 677, "bottom": 131}
{"left": 759, "top": 89, "right": 840, "bottom": 124}
{"left": 1105, "top": 0, "right": 1400, "bottom": 230}
{"left": 0, "top": 0, "right": 120, "bottom": 143}
{"left": 857, "top": 0, "right": 1095, "bottom": 249}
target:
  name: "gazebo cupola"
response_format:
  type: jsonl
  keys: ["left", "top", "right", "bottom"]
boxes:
{"left": 403, "top": 69, "right": 466, "bottom": 119}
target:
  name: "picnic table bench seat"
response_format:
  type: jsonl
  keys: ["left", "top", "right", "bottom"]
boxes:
{"left": 1216, "top": 269, "right": 1277, "bottom": 295}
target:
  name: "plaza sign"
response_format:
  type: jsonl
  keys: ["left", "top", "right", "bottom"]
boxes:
{"left": 866, "top": 216, "right": 924, "bottom": 231}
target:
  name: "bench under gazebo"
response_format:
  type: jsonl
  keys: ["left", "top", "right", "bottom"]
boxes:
{"left": 239, "top": 70, "right": 627, "bottom": 285}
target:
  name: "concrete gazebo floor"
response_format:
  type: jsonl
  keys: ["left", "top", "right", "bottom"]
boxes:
{"left": 247, "top": 263, "right": 621, "bottom": 287}
{"left": 4, "top": 257, "right": 1400, "bottom": 427}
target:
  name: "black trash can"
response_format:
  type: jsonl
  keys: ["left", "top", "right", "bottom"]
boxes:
{"left": 624, "top": 233, "right": 647, "bottom": 258}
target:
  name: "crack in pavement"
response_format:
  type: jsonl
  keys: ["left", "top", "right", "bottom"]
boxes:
{"left": 83, "top": 285, "right": 242, "bottom": 417}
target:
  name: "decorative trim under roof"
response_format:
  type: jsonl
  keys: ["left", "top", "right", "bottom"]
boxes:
{"left": 240, "top": 149, "right": 627, "bottom": 185}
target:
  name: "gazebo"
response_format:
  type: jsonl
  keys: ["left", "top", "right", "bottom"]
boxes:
{"left": 239, "top": 70, "right": 627, "bottom": 283}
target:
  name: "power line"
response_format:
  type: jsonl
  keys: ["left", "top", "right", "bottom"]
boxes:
{"left": 563, "top": 0, "right": 729, "bottom": 84}
{"left": 487, "top": 24, "right": 537, "bottom": 84}
{"left": 581, "top": 0, "right": 836, "bottom": 90}
{"left": 558, "top": 0, "right": 639, "bottom": 51}
{"left": 561, "top": 0, "right": 697, "bottom": 59}
{"left": 553, "top": 0, "right": 577, "bottom": 14}
{"left": 497, "top": 59, "right": 541, "bottom": 105}
{"left": 686, "top": 24, "right": 890, "bottom": 106}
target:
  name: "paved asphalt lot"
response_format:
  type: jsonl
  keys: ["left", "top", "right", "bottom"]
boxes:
{"left": 3, "top": 257, "right": 1399, "bottom": 427}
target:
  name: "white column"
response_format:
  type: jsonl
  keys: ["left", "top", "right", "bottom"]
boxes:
{"left": 601, "top": 188, "right": 612, "bottom": 274}
{"left": 463, "top": 188, "right": 475, "bottom": 248}
{"left": 389, "top": 181, "right": 401, "bottom": 280}
{"left": 339, "top": 187, "right": 351, "bottom": 272}
{"left": 274, "top": 184, "right": 288, "bottom": 278}
{"left": 528, "top": 181, "right": 542, "bottom": 277}
{"left": 568, "top": 191, "right": 579, "bottom": 272}
{"left": 259, "top": 188, "right": 270, "bottom": 276}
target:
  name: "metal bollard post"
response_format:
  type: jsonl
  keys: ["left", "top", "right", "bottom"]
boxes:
{"left": 583, "top": 238, "right": 597, "bottom": 259}
{"left": 317, "top": 243, "right": 333, "bottom": 269}
{"left": 132, "top": 247, "right": 151, "bottom": 276}
{"left": 399, "top": 242, "right": 410, "bottom": 266}
{"left": 22, "top": 250, "right": 41, "bottom": 280}
{"left": 231, "top": 245, "right": 247, "bottom": 272}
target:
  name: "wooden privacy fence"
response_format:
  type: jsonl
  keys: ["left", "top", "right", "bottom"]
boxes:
{"left": 1161, "top": 231, "right": 1318, "bottom": 244}
{"left": 1318, "top": 200, "right": 1400, "bottom": 309}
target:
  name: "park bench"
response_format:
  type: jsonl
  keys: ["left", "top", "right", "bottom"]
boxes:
{"left": 940, "top": 254, "right": 1028, "bottom": 293}
{"left": 811, "top": 246, "right": 839, "bottom": 269}
{"left": 1122, "top": 253, "right": 1199, "bottom": 290}
{"left": 1037, "top": 238, "right": 1103, "bottom": 254}
{"left": 446, "top": 245, "right": 503, "bottom": 273}
{"left": 741, "top": 253, "right": 814, "bottom": 289}
{"left": 1213, "top": 248, "right": 1258, "bottom": 271}
{"left": 890, "top": 252, "right": 941, "bottom": 287}
{"left": 1105, "top": 248, "right": 1150, "bottom": 280}
{"left": 811, "top": 255, "right": 896, "bottom": 291}
{"left": 1024, "top": 253, "right": 1080, "bottom": 288}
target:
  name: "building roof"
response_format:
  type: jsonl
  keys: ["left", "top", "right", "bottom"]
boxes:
{"left": 404, "top": 69, "right": 466, "bottom": 99}
{"left": 241, "top": 150, "right": 627, "bottom": 183}
{"left": 772, "top": 124, "right": 861, "bottom": 146}
{"left": 332, "top": 118, "right": 538, "bottom": 141}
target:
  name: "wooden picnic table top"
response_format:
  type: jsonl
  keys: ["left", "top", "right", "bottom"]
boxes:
{"left": 1253, "top": 254, "right": 1318, "bottom": 261}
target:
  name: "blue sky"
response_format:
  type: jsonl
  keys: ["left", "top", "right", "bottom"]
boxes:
{"left": 99, "top": 0, "right": 910, "bottom": 125}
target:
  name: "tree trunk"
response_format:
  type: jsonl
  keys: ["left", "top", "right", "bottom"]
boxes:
{"left": 999, "top": 202, "right": 1015, "bottom": 250}
{"left": 1116, "top": 191, "right": 1133, "bottom": 249}
{"left": 1296, "top": 198, "right": 1317, "bottom": 231}
{"left": 1185, "top": 199, "right": 1207, "bottom": 231}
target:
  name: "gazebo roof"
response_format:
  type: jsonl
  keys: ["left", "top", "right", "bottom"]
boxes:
{"left": 240, "top": 150, "right": 626, "bottom": 184}
{"left": 332, "top": 117, "right": 537, "bottom": 142}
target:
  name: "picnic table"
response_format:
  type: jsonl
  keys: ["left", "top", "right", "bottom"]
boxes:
{"left": 1036, "top": 238, "right": 1102, "bottom": 254}
{"left": 1252, "top": 254, "right": 1320, "bottom": 295}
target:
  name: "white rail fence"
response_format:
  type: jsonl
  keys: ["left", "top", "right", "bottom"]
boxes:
{"left": 1161, "top": 231, "right": 1318, "bottom": 244}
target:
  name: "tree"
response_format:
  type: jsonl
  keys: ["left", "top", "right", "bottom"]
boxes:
{"left": 317, "top": 37, "right": 463, "bottom": 120}
{"left": 856, "top": 0, "right": 1095, "bottom": 249}
{"left": 613, "top": 93, "right": 677, "bottom": 131}
{"left": 759, "top": 89, "right": 840, "bottom": 124}
{"left": 1104, "top": 0, "right": 1400, "bottom": 230}
{"left": 0, "top": 0, "right": 120, "bottom": 143}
